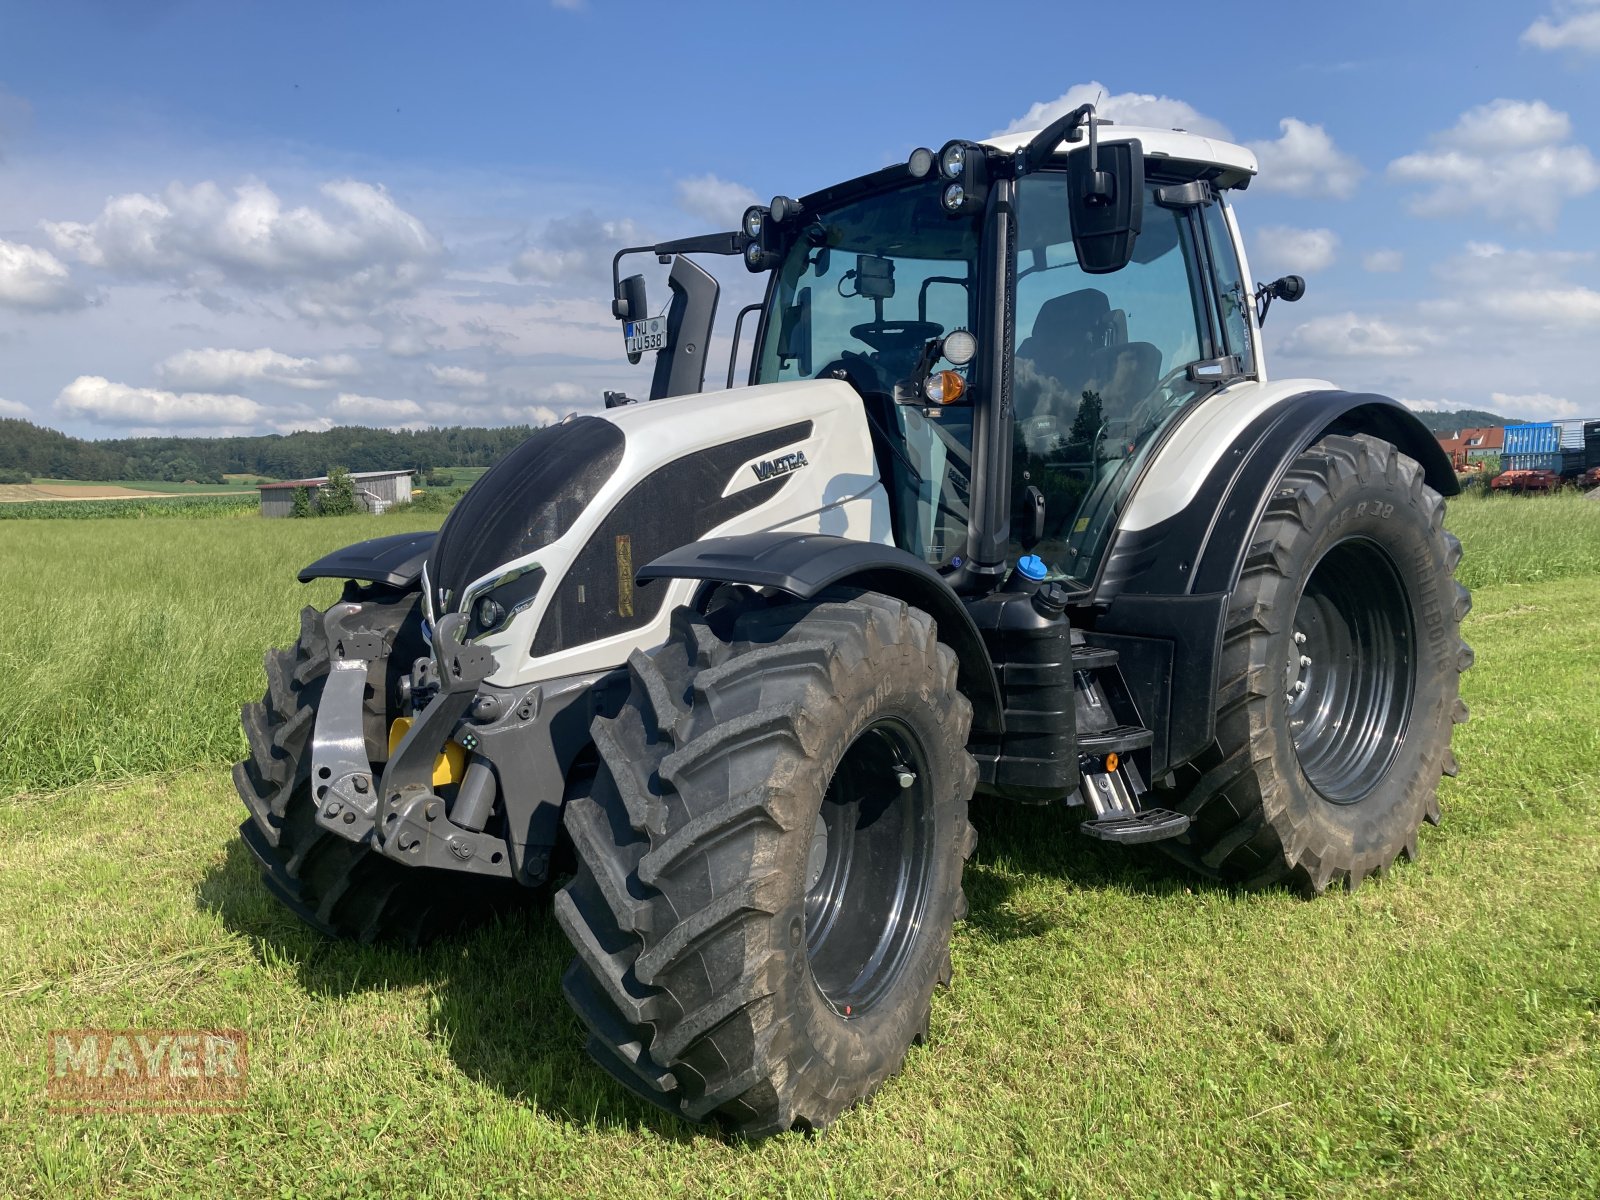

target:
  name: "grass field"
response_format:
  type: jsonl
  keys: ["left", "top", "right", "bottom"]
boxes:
{"left": 0, "top": 492, "right": 1596, "bottom": 1197}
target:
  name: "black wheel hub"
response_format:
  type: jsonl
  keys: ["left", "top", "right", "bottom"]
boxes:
{"left": 1286, "top": 537, "right": 1416, "bottom": 803}
{"left": 803, "top": 718, "right": 935, "bottom": 1017}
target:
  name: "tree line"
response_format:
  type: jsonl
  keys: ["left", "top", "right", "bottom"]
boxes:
{"left": 0, "top": 419, "right": 542, "bottom": 483}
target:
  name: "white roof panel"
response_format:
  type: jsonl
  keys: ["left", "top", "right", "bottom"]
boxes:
{"left": 983, "top": 124, "right": 1258, "bottom": 181}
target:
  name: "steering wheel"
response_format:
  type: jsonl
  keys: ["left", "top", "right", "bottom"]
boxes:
{"left": 849, "top": 321, "right": 944, "bottom": 356}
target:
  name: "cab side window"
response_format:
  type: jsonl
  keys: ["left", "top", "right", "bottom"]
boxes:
{"left": 1201, "top": 198, "right": 1253, "bottom": 369}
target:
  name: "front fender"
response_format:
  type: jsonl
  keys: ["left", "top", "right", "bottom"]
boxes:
{"left": 640, "top": 532, "right": 1003, "bottom": 738}
{"left": 298, "top": 531, "right": 436, "bottom": 589}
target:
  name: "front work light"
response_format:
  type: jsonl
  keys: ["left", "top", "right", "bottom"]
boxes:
{"left": 907, "top": 147, "right": 936, "bottom": 179}
{"left": 742, "top": 206, "right": 766, "bottom": 240}
{"left": 939, "top": 142, "right": 966, "bottom": 179}
{"left": 935, "top": 140, "right": 988, "bottom": 215}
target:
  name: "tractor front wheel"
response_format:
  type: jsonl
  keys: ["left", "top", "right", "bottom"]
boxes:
{"left": 554, "top": 590, "right": 978, "bottom": 1135}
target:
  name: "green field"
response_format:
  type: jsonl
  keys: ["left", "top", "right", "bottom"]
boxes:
{"left": 30, "top": 478, "right": 268, "bottom": 494}
{"left": 0, "top": 493, "right": 1597, "bottom": 1197}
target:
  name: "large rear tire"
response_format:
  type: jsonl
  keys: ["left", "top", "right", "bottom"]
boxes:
{"left": 235, "top": 591, "right": 521, "bottom": 943}
{"left": 1167, "top": 433, "right": 1472, "bottom": 893}
{"left": 555, "top": 590, "right": 978, "bottom": 1136}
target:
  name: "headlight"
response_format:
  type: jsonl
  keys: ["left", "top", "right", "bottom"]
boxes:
{"left": 942, "top": 182, "right": 965, "bottom": 211}
{"left": 742, "top": 206, "right": 765, "bottom": 239}
{"left": 940, "top": 142, "right": 965, "bottom": 179}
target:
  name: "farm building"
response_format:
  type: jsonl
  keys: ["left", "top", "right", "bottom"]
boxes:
{"left": 257, "top": 469, "right": 413, "bottom": 518}
{"left": 1434, "top": 426, "right": 1503, "bottom": 471}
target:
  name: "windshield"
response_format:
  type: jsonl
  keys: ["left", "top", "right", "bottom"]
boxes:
{"left": 1008, "top": 173, "right": 1218, "bottom": 584}
{"left": 754, "top": 182, "right": 983, "bottom": 568}
{"left": 754, "top": 181, "right": 982, "bottom": 389}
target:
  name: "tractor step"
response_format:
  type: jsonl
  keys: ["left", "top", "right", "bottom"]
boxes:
{"left": 1079, "top": 807, "right": 1192, "bottom": 845}
{"left": 1077, "top": 723, "right": 1154, "bottom": 754}
{"left": 1071, "top": 644, "right": 1120, "bottom": 671}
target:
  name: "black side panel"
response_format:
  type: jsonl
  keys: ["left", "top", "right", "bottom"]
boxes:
{"left": 299, "top": 531, "right": 436, "bottom": 589}
{"left": 1092, "top": 593, "right": 1228, "bottom": 773}
{"left": 639, "top": 530, "right": 1003, "bottom": 738}
{"left": 428, "top": 416, "right": 626, "bottom": 610}
{"left": 532, "top": 423, "right": 812, "bottom": 657}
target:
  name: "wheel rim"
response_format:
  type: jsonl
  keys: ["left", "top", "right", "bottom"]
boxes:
{"left": 803, "top": 717, "right": 936, "bottom": 1017}
{"left": 1286, "top": 537, "right": 1416, "bottom": 803}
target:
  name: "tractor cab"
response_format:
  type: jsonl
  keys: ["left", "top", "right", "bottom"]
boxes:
{"left": 608, "top": 107, "right": 1292, "bottom": 595}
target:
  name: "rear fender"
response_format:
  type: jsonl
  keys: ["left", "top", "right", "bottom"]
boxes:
{"left": 1094, "top": 389, "right": 1456, "bottom": 772}
{"left": 639, "top": 532, "right": 1003, "bottom": 738}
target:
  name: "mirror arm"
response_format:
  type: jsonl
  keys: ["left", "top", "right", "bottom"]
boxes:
{"left": 1017, "top": 103, "right": 1096, "bottom": 176}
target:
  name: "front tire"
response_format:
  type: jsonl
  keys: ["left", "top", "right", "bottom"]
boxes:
{"left": 554, "top": 590, "right": 978, "bottom": 1135}
{"left": 1169, "top": 433, "right": 1472, "bottom": 893}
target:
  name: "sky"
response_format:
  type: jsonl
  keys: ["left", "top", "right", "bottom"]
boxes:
{"left": 0, "top": 0, "right": 1597, "bottom": 440}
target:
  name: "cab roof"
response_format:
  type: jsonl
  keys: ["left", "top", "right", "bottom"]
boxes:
{"left": 984, "top": 124, "right": 1259, "bottom": 188}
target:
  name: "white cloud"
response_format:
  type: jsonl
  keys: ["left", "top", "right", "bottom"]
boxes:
{"left": 56, "top": 375, "right": 260, "bottom": 427}
{"left": 156, "top": 346, "right": 360, "bottom": 391}
{"left": 1424, "top": 242, "right": 1600, "bottom": 329}
{"left": 1522, "top": 2, "right": 1600, "bottom": 53}
{"left": 332, "top": 392, "right": 424, "bottom": 422}
{"left": 674, "top": 174, "right": 760, "bottom": 228}
{"left": 511, "top": 211, "right": 640, "bottom": 282}
{"left": 1254, "top": 226, "right": 1339, "bottom": 274}
{"left": 997, "top": 81, "right": 1232, "bottom": 139}
{"left": 1279, "top": 313, "right": 1431, "bottom": 359}
{"left": 1245, "top": 118, "right": 1364, "bottom": 198}
{"left": 0, "top": 397, "right": 31, "bottom": 417}
{"left": 1387, "top": 99, "right": 1600, "bottom": 230}
{"left": 1489, "top": 391, "right": 1582, "bottom": 419}
{"left": 44, "top": 178, "right": 443, "bottom": 319}
{"left": 0, "top": 239, "right": 85, "bottom": 311}
{"left": 427, "top": 364, "right": 488, "bottom": 388}
{"left": 1363, "top": 249, "right": 1404, "bottom": 273}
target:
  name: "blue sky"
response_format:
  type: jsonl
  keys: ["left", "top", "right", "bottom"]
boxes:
{"left": 1, "top": 0, "right": 1596, "bottom": 438}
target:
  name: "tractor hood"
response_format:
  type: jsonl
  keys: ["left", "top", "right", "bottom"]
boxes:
{"left": 427, "top": 378, "right": 890, "bottom": 685}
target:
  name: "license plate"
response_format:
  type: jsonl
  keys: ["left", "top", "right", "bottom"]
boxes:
{"left": 624, "top": 316, "right": 669, "bottom": 355}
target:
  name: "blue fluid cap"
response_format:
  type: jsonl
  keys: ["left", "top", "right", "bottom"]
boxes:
{"left": 1016, "top": 554, "right": 1048, "bottom": 582}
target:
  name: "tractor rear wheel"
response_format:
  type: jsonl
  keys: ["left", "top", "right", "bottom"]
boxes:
{"left": 235, "top": 591, "right": 522, "bottom": 942}
{"left": 555, "top": 590, "right": 978, "bottom": 1135}
{"left": 1167, "top": 433, "right": 1472, "bottom": 893}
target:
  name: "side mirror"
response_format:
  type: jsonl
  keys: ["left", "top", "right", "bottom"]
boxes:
{"left": 1253, "top": 275, "right": 1306, "bottom": 326}
{"left": 614, "top": 274, "right": 650, "bottom": 364}
{"left": 613, "top": 273, "right": 648, "bottom": 321}
{"left": 1068, "top": 138, "right": 1144, "bottom": 275}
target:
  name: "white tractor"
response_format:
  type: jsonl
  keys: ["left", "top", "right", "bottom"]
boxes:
{"left": 237, "top": 106, "right": 1471, "bottom": 1135}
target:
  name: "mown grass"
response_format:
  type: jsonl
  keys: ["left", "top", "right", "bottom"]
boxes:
{"left": 0, "top": 495, "right": 1596, "bottom": 1197}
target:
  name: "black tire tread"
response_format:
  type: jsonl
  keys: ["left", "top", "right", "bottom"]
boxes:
{"left": 1172, "top": 433, "right": 1470, "bottom": 894}
{"left": 557, "top": 590, "right": 976, "bottom": 1135}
